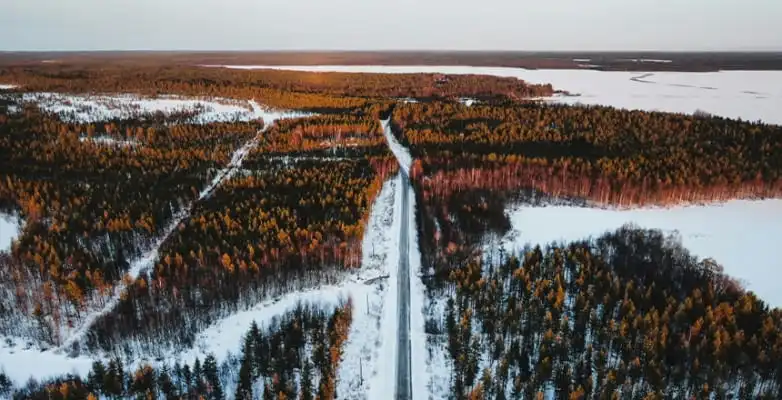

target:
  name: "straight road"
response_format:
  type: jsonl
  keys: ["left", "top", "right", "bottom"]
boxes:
{"left": 395, "top": 171, "right": 413, "bottom": 399}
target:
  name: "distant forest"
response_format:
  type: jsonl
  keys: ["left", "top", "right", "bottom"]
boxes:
{"left": 3, "top": 51, "right": 782, "bottom": 71}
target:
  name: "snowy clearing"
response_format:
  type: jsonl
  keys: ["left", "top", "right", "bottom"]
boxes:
{"left": 0, "top": 212, "right": 22, "bottom": 252}
{"left": 19, "top": 93, "right": 308, "bottom": 124}
{"left": 483, "top": 199, "right": 782, "bottom": 308}
{"left": 79, "top": 136, "right": 139, "bottom": 147}
{"left": 213, "top": 65, "right": 782, "bottom": 125}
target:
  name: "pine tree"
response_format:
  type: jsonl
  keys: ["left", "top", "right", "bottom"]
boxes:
{"left": 235, "top": 334, "right": 255, "bottom": 400}
{"left": 203, "top": 354, "right": 224, "bottom": 400}
{"left": 300, "top": 360, "right": 314, "bottom": 400}
{"left": 159, "top": 365, "right": 177, "bottom": 400}
{"left": 87, "top": 360, "right": 107, "bottom": 395}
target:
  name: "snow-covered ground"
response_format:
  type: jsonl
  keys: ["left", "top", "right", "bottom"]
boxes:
{"left": 620, "top": 58, "right": 674, "bottom": 63}
{"left": 381, "top": 119, "right": 412, "bottom": 175}
{"left": 19, "top": 93, "right": 307, "bottom": 124}
{"left": 0, "top": 174, "right": 403, "bottom": 399}
{"left": 359, "top": 174, "right": 400, "bottom": 400}
{"left": 79, "top": 136, "right": 139, "bottom": 147}
{"left": 483, "top": 199, "right": 782, "bottom": 308}
{"left": 0, "top": 212, "right": 22, "bottom": 252}
{"left": 0, "top": 101, "right": 315, "bottom": 385}
{"left": 212, "top": 65, "right": 782, "bottom": 125}
{"left": 408, "top": 179, "right": 432, "bottom": 400}
{"left": 57, "top": 104, "right": 307, "bottom": 348}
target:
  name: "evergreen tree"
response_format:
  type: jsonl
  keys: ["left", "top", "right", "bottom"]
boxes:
{"left": 203, "top": 354, "right": 224, "bottom": 400}
{"left": 300, "top": 360, "right": 314, "bottom": 400}
{"left": 235, "top": 334, "right": 255, "bottom": 400}
{"left": 87, "top": 361, "right": 106, "bottom": 395}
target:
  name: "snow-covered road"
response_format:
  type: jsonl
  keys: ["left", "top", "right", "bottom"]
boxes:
{"left": 381, "top": 116, "right": 428, "bottom": 400}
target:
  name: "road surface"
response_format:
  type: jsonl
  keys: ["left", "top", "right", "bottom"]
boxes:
{"left": 395, "top": 171, "right": 413, "bottom": 399}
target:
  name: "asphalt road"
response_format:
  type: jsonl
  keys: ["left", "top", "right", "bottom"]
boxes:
{"left": 395, "top": 171, "right": 413, "bottom": 400}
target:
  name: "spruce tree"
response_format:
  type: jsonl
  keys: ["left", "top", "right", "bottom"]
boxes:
{"left": 203, "top": 354, "right": 224, "bottom": 400}
{"left": 235, "top": 335, "right": 255, "bottom": 400}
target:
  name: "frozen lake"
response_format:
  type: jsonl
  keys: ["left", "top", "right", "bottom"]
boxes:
{"left": 486, "top": 199, "right": 782, "bottom": 308}
{"left": 211, "top": 65, "right": 782, "bottom": 125}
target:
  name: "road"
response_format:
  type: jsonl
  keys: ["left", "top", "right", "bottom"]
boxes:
{"left": 395, "top": 171, "right": 413, "bottom": 400}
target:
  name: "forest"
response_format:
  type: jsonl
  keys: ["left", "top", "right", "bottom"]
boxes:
{"left": 0, "top": 100, "right": 262, "bottom": 344}
{"left": 3, "top": 301, "right": 353, "bottom": 400}
{"left": 392, "top": 101, "right": 782, "bottom": 206}
{"left": 386, "top": 101, "right": 782, "bottom": 398}
{"left": 425, "top": 227, "right": 781, "bottom": 399}
{"left": 389, "top": 101, "right": 782, "bottom": 278}
{"left": 0, "top": 64, "right": 554, "bottom": 112}
{"left": 3, "top": 62, "right": 782, "bottom": 399}
{"left": 84, "top": 157, "right": 392, "bottom": 354}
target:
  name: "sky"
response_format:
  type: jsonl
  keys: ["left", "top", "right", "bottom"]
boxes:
{"left": 1, "top": 0, "right": 780, "bottom": 51}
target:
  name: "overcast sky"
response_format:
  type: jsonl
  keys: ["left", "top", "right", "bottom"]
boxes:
{"left": 1, "top": 0, "right": 779, "bottom": 51}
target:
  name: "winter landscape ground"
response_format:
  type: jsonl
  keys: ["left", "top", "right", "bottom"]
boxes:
{"left": 0, "top": 58, "right": 781, "bottom": 399}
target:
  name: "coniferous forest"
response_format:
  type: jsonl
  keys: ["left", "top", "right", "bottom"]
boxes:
{"left": 1, "top": 61, "right": 782, "bottom": 399}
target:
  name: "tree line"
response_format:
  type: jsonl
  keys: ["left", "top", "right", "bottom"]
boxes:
{"left": 392, "top": 101, "right": 782, "bottom": 207}
{"left": 1, "top": 64, "right": 554, "bottom": 111}
{"left": 4, "top": 300, "right": 353, "bottom": 400}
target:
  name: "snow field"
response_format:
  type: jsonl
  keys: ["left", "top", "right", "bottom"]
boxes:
{"left": 17, "top": 93, "right": 309, "bottom": 124}
{"left": 213, "top": 65, "right": 782, "bottom": 125}
{"left": 484, "top": 199, "right": 782, "bottom": 308}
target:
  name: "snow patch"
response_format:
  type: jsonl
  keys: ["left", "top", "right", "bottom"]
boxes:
{"left": 79, "top": 136, "right": 139, "bottom": 147}
{"left": 0, "top": 340, "right": 94, "bottom": 386}
{"left": 459, "top": 98, "right": 477, "bottom": 107}
{"left": 21, "top": 93, "right": 307, "bottom": 124}
{"left": 0, "top": 212, "right": 22, "bottom": 252}
{"left": 485, "top": 199, "right": 782, "bottom": 307}
{"left": 620, "top": 58, "right": 674, "bottom": 63}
